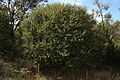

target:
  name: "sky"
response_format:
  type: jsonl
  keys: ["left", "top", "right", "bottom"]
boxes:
{"left": 48, "top": 0, "right": 120, "bottom": 21}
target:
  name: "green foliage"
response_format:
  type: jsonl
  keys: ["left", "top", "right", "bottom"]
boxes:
{"left": 111, "top": 21, "right": 120, "bottom": 47}
{"left": 0, "top": 10, "right": 15, "bottom": 59}
{"left": 0, "top": 0, "right": 48, "bottom": 32}
{"left": 0, "top": 0, "right": 48, "bottom": 61}
{"left": 17, "top": 4, "right": 117, "bottom": 69}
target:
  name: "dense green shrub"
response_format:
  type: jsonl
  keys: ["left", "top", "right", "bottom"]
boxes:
{"left": 18, "top": 4, "right": 116, "bottom": 69}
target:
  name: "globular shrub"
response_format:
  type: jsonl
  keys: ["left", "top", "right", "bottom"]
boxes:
{"left": 18, "top": 4, "right": 115, "bottom": 69}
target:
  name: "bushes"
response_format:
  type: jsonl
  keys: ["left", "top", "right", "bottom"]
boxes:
{"left": 17, "top": 4, "right": 118, "bottom": 69}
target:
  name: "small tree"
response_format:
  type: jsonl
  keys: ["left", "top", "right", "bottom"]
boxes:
{"left": 18, "top": 4, "right": 115, "bottom": 69}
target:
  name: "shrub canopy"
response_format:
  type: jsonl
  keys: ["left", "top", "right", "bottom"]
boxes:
{"left": 18, "top": 4, "right": 116, "bottom": 69}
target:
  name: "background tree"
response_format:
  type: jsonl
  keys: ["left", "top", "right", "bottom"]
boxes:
{"left": 0, "top": 0, "right": 48, "bottom": 61}
{"left": 93, "top": 0, "right": 111, "bottom": 26}
{"left": 0, "top": 9, "right": 15, "bottom": 60}
{"left": 0, "top": 0, "right": 48, "bottom": 31}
